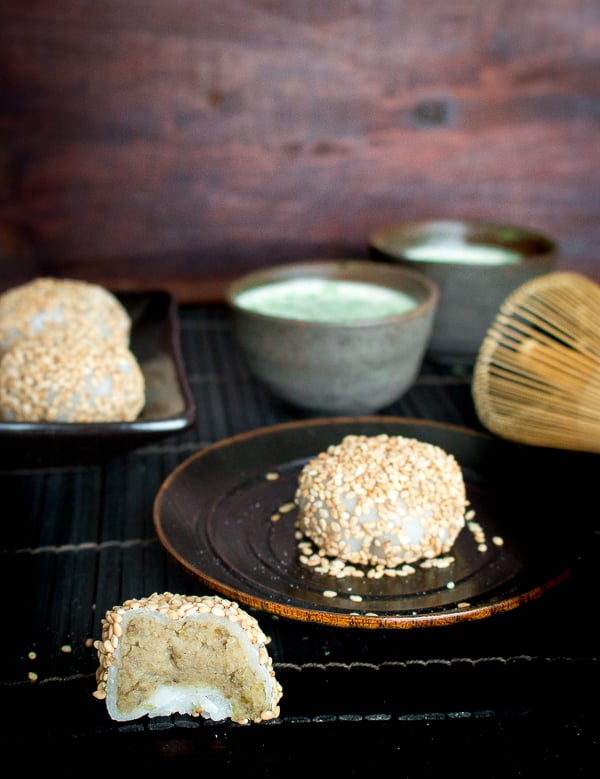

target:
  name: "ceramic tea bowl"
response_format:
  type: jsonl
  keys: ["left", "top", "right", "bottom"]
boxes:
{"left": 225, "top": 259, "right": 439, "bottom": 414}
{"left": 369, "top": 219, "right": 556, "bottom": 365}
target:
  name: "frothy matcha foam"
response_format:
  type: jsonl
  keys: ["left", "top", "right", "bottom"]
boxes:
{"left": 404, "top": 242, "right": 520, "bottom": 265}
{"left": 235, "top": 278, "right": 418, "bottom": 322}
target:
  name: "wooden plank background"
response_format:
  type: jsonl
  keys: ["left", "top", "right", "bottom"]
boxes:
{"left": 1, "top": 0, "right": 598, "bottom": 302}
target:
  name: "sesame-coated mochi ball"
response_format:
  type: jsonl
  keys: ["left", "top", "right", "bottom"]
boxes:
{"left": 93, "top": 592, "right": 283, "bottom": 725}
{"left": 0, "top": 329, "right": 145, "bottom": 423}
{"left": 294, "top": 433, "right": 467, "bottom": 568}
{"left": 0, "top": 277, "right": 131, "bottom": 355}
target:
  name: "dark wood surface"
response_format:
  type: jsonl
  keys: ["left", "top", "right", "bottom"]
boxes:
{"left": 1, "top": 1, "right": 599, "bottom": 302}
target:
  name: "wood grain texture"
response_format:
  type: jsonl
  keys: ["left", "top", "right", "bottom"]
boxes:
{"left": 0, "top": 0, "right": 599, "bottom": 302}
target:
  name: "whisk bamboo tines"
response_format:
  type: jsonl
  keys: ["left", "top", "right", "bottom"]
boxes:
{"left": 472, "top": 271, "right": 600, "bottom": 454}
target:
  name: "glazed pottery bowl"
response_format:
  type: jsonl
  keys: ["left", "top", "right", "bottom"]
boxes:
{"left": 369, "top": 219, "right": 557, "bottom": 365}
{"left": 225, "top": 259, "right": 439, "bottom": 414}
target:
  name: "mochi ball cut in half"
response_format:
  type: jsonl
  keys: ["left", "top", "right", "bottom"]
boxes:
{"left": 93, "top": 592, "right": 283, "bottom": 725}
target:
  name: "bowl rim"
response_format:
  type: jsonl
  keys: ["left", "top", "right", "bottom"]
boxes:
{"left": 224, "top": 258, "right": 440, "bottom": 327}
{"left": 368, "top": 218, "right": 557, "bottom": 267}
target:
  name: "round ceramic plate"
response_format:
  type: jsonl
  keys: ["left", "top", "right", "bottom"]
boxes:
{"left": 153, "top": 417, "right": 590, "bottom": 628}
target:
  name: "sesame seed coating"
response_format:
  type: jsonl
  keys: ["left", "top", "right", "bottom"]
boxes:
{"left": 295, "top": 433, "right": 467, "bottom": 568}
{"left": 93, "top": 592, "right": 282, "bottom": 725}
{"left": 0, "top": 329, "right": 145, "bottom": 422}
{"left": 0, "top": 277, "right": 131, "bottom": 355}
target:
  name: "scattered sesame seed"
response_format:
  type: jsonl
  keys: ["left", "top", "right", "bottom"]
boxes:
{"left": 278, "top": 502, "right": 296, "bottom": 514}
{"left": 60, "top": 644, "right": 72, "bottom": 653}
{"left": 27, "top": 651, "right": 36, "bottom": 660}
{"left": 28, "top": 672, "right": 38, "bottom": 682}
{"left": 322, "top": 590, "right": 338, "bottom": 598}
{"left": 468, "top": 519, "right": 491, "bottom": 554}
{"left": 265, "top": 472, "right": 279, "bottom": 481}
{"left": 420, "top": 555, "right": 454, "bottom": 569}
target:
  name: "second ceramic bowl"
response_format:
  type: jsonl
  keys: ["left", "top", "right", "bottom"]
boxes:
{"left": 369, "top": 219, "right": 557, "bottom": 364}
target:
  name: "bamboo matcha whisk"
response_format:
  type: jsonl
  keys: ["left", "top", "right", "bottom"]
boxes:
{"left": 472, "top": 271, "right": 600, "bottom": 454}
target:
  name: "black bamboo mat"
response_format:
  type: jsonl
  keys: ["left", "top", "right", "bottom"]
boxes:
{"left": 2, "top": 303, "right": 598, "bottom": 776}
